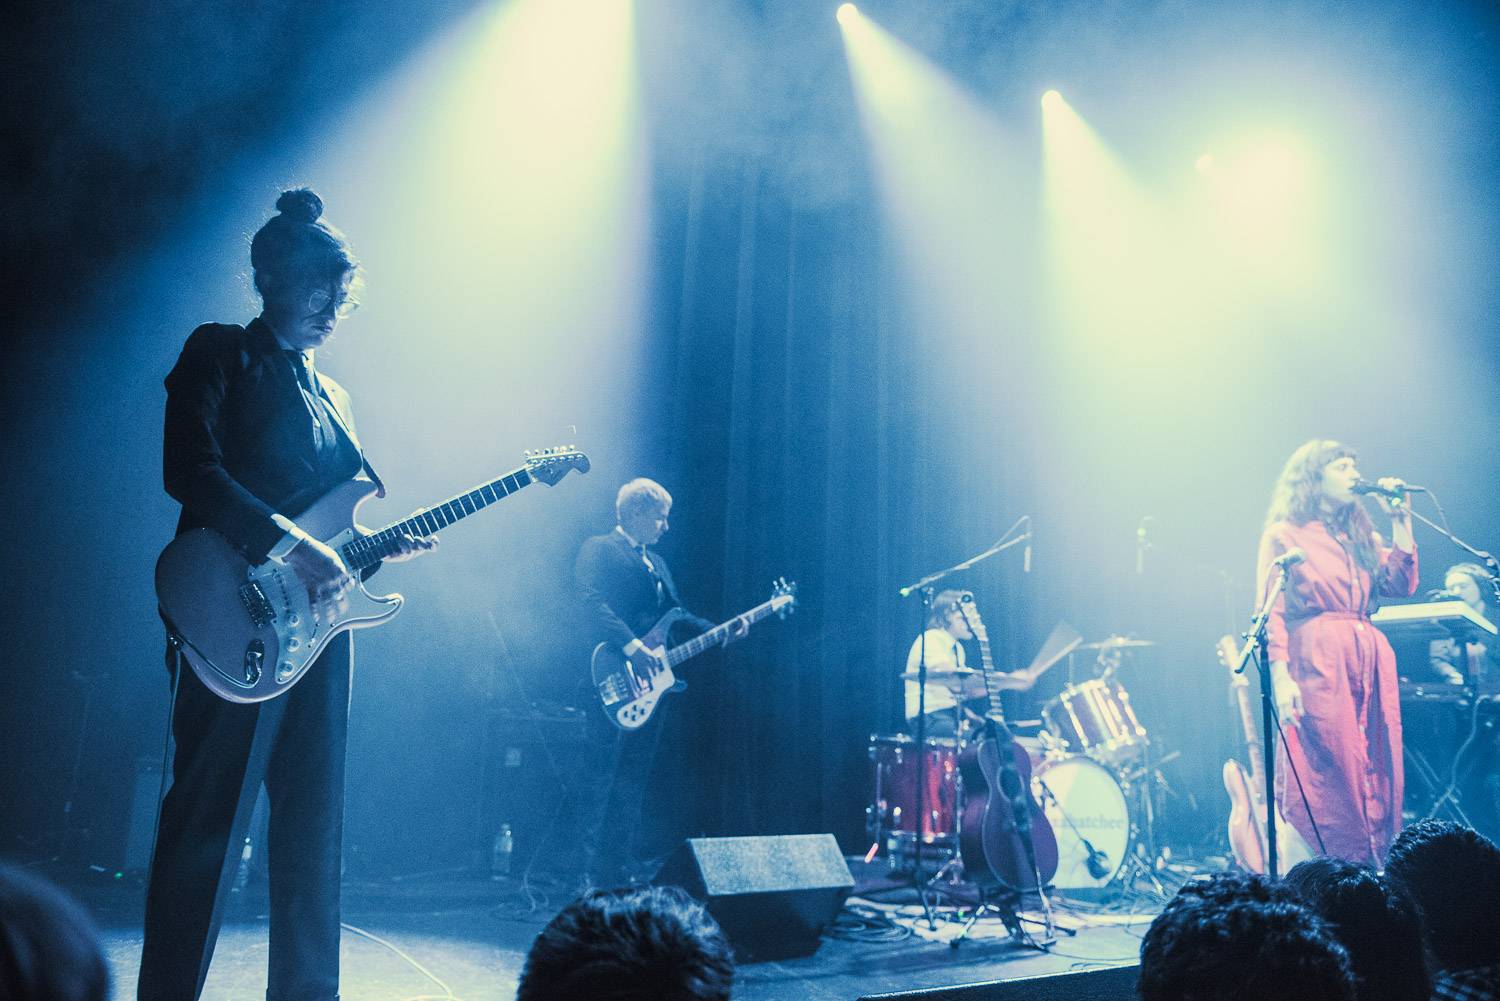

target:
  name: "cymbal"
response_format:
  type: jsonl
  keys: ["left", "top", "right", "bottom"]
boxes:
{"left": 899, "top": 666, "right": 978, "bottom": 681}
{"left": 1076, "top": 636, "right": 1156, "bottom": 651}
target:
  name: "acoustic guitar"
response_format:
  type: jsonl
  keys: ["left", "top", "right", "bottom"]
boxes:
{"left": 955, "top": 595, "right": 1059, "bottom": 891}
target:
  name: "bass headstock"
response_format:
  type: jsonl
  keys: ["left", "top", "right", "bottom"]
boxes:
{"left": 524, "top": 446, "right": 591, "bottom": 486}
{"left": 770, "top": 577, "right": 798, "bottom": 618}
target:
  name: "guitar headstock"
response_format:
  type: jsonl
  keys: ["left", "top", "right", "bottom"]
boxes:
{"left": 957, "top": 591, "right": 988, "bottom": 641}
{"left": 1217, "top": 634, "right": 1245, "bottom": 679}
{"left": 770, "top": 577, "right": 798, "bottom": 618}
{"left": 524, "top": 446, "right": 591, "bottom": 486}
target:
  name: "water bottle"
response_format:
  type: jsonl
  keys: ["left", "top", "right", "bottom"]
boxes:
{"left": 491, "top": 823, "right": 513, "bottom": 880}
{"left": 232, "top": 836, "right": 253, "bottom": 893}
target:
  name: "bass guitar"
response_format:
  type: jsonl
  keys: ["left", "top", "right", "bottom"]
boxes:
{"left": 592, "top": 578, "right": 797, "bottom": 730}
{"left": 955, "top": 595, "right": 1059, "bottom": 891}
{"left": 156, "top": 446, "right": 589, "bottom": 703}
{"left": 1216, "top": 634, "right": 1313, "bottom": 873}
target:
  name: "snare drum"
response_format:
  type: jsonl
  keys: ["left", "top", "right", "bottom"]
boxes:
{"left": 1042, "top": 679, "right": 1148, "bottom": 767}
{"left": 1031, "top": 756, "right": 1132, "bottom": 889}
{"left": 867, "top": 733, "right": 960, "bottom": 847}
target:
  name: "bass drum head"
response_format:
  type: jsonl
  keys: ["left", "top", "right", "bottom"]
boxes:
{"left": 1031, "top": 756, "right": 1131, "bottom": 889}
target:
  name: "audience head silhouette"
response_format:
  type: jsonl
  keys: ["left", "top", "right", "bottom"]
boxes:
{"left": 516, "top": 886, "right": 733, "bottom": 1001}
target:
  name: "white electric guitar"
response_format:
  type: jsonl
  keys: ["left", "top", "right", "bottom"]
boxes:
{"left": 156, "top": 446, "right": 589, "bottom": 703}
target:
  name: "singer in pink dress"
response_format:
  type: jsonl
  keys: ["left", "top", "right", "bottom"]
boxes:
{"left": 1256, "top": 440, "right": 1417, "bottom": 865}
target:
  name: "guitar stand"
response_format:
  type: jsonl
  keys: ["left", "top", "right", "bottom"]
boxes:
{"left": 947, "top": 886, "right": 1064, "bottom": 951}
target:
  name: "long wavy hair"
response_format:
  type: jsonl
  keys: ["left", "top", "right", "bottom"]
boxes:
{"left": 1264, "top": 439, "right": 1379, "bottom": 573}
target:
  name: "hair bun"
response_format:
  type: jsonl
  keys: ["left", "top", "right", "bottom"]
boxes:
{"left": 275, "top": 188, "right": 324, "bottom": 224}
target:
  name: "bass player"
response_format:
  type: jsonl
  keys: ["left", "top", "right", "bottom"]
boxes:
{"left": 573, "top": 478, "right": 748, "bottom": 887}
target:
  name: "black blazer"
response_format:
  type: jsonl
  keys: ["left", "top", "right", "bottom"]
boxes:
{"left": 574, "top": 529, "right": 714, "bottom": 650}
{"left": 163, "top": 317, "right": 381, "bottom": 562}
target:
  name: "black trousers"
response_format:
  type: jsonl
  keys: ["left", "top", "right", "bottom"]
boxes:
{"left": 580, "top": 706, "right": 665, "bottom": 885}
{"left": 137, "top": 633, "right": 352, "bottom": 1001}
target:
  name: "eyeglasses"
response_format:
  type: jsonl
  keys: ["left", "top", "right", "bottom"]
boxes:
{"left": 304, "top": 286, "right": 360, "bottom": 319}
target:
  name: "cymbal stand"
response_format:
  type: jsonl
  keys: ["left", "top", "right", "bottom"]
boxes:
{"left": 1117, "top": 742, "right": 1169, "bottom": 900}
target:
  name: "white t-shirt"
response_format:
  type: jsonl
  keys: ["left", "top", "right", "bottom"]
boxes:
{"left": 904, "top": 628, "right": 985, "bottom": 719}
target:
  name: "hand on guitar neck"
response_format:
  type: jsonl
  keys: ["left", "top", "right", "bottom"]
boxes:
{"left": 724, "top": 614, "right": 751, "bottom": 646}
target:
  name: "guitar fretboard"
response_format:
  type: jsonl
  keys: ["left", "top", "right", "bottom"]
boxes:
{"left": 974, "top": 629, "right": 1009, "bottom": 727}
{"left": 340, "top": 467, "right": 534, "bottom": 572}
{"left": 666, "top": 598, "right": 786, "bottom": 668}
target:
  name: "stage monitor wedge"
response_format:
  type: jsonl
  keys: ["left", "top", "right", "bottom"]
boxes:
{"left": 654, "top": 833, "right": 854, "bottom": 962}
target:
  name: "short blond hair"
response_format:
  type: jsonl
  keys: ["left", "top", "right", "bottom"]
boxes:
{"left": 616, "top": 478, "right": 672, "bottom": 522}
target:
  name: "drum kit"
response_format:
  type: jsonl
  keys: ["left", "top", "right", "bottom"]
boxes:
{"left": 868, "top": 636, "right": 1170, "bottom": 894}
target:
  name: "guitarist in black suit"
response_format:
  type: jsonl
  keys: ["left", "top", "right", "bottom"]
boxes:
{"left": 140, "top": 189, "right": 433, "bottom": 1001}
{"left": 573, "top": 478, "right": 747, "bottom": 886}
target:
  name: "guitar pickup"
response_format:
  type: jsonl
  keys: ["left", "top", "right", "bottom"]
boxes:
{"left": 238, "top": 581, "right": 275, "bottom": 627}
{"left": 598, "top": 674, "right": 627, "bottom": 707}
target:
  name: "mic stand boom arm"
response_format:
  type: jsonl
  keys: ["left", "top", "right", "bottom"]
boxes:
{"left": 1405, "top": 506, "right": 1500, "bottom": 606}
{"left": 897, "top": 518, "right": 1031, "bottom": 598}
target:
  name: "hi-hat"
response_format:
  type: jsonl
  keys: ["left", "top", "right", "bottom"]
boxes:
{"left": 1077, "top": 636, "right": 1156, "bottom": 651}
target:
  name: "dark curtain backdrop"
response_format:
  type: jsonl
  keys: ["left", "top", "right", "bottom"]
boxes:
{"left": 634, "top": 150, "right": 1087, "bottom": 851}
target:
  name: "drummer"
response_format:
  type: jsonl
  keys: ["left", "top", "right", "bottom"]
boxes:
{"left": 904, "top": 589, "right": 1037, "bottom": 738}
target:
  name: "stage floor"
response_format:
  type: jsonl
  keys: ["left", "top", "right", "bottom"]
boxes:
{"left": 78, "top": 866, "right": 1168, "bottom": 1001}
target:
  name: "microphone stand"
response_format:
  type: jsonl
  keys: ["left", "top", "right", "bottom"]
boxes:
{"left": 895, "top": 520, "right": 1031, "bottom": 930}
{"left": 1231, "top": 560, "right": 1295, "bottom": 878}
{"left": 898, "top": 527, "right": 1030, "bottom": 599}
{"left": 1404, "top": 506, "right": 1500, "bottom": 606}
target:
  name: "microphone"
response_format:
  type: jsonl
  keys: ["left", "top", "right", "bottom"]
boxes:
{"left": 1082, "top": 840, "right": 1111, "bottom": 880}
{"left": 1271, "top": 547, "right": 1307, "bottom": 570}
{"left": 1352, "top": 478, "right": 1424, "bottom": 500}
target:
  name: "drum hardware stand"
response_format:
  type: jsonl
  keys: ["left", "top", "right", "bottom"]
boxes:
{"left": 1406, "top": 741, "right": 1476, "bottom": 827}
{"left": 897, "top": 522, "right": 1032, "bottom": 931}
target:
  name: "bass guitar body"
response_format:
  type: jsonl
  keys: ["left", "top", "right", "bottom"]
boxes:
{"left": 957, "top": 734, "right": 1059, "bottom": 892}
{"left": 591, "top": 608, "right": 690, "bottom": 731}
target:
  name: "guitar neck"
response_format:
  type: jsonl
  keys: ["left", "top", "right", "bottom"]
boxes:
{"left": 340, "top": 466, "right": 534, "bottom": 572}
{"left": 974, "top": 631, "right": 1008, "bottom": 726}
{"left": 667, "top": 598, "right": 781, "bottom": 668}
{"left": 1232, "top": 676, "right": 1269, "bottom": 799}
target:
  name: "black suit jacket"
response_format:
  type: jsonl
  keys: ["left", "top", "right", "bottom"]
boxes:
{"left": 163, "top": 317, "right": 381, "bottom": 562}
{"left": 574, "top": 530, "right": 715, "bottom": 650}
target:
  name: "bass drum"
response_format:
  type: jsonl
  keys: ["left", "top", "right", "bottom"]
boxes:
{"left": 1030, "top": 756, "right": 1132, "bottom": 889}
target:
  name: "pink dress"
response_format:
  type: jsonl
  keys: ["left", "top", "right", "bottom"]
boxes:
{"left": 1257, "top": 518, "right": 1417, "bottom": 865}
